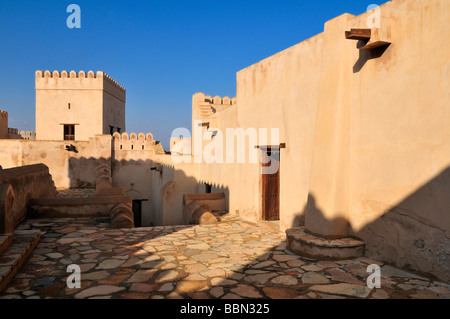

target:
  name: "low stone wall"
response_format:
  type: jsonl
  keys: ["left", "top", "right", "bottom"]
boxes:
{"left": 182, "top": 193, "right": 226, "bottom": 225}
{"left": 0, "top": 164, "right": 57, "bottom": 226}
{"left": 183, "top": 193, "right": 226, "bottom": 211}
{"left": 28, "top": 196, "right": 134, "bottom": 228}
{"left": 0, "top": 184, "right": 15, "bottom": 235}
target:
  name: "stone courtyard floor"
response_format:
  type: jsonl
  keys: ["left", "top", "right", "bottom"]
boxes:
{"left": 0, "top": 214, "right": 449, "bottom": 299}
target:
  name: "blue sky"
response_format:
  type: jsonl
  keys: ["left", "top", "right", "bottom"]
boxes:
{"left": 0, "top": 0, "right": 380, "bottom": 148}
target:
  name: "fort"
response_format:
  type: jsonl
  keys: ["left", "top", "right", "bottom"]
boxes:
{"left": 0, "top": 0, "right": 449, "bottom": 299}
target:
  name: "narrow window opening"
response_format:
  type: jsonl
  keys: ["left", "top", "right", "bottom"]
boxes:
{"left": 63, "top": 124, "right": 75, "bottom": 141}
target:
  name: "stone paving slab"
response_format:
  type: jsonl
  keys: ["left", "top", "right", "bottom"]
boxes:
{"left": 0, "top": 214, "right": 449, "bottom": 299}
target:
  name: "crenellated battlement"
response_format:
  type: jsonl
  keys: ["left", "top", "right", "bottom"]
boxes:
{"left": 113, "top": 132, "right": 156, "bottom": 151}
{"left": 192, "top": 93, "right": 236, "bottom": 122}
{"left": 20, "top": 131, "right": 36, "bottom": 140}
{"left": 35, "top": 70, "right": 126, "bottom": 101}
{"left": 194, "top": 92, "right": 237, "bottom": 106}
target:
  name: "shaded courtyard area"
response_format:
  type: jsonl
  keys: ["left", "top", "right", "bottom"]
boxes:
{"left": 0, "top": 214, "right": 449, "bottom": 299}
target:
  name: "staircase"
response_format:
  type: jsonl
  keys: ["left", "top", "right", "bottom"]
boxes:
{"left": 0, "top": 229, "right": 40, "bottom": 293}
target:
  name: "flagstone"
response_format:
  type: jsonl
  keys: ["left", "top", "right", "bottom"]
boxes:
{"left": 192, "top": 253, "right": 219, "bottom": 262}
{"left": 302, "top": 264, "right": 322, "bottom": 272}
{"left": 139, "top": 260, "right": 163, "bottom": 269}
{"left": 184, "top": 273, "right": 206, "bottom": 281}
{"left": 46, "top": 253, "right": 64, "bottom": 259}
{"left": 98, "top": 274, "right": 130, "bottom": 285}
{"left": 371, "top": 289, "right": 390, "bottom": 299}
{"left": 263, "top": 286, "right": 300, "bottom": 299}
{"left": 210, "top": 278, "right": 238, "bottom": 286}
{"left": 120, "top": 292, "right": 151, "bottom": 299}
{"left": 407, "top": 279, "right": 430, "bottom": 287}
{"left": 202, "top": 269, "right": 226, "bottom": 278}
{"left": 272, "top": 255, "right": 300, "bottom": 262}
{"left": 126, "top": 269, "right": 157, "bottom": 283}
{"left": 316, "top": 261, "right": 339, "bottom": 268}
{"left": 309, "top": 283, "right": 371, "bottom": 298}
{"left": 96, "top": 259, "right": 125, "bottom": 270}
{"left": 301, "top": 272, "right": 330, "bottom": 285}
{"left": 82, "top": 271, "right": 110, "bottom": 281}
{"left": 161, "top": 263, "right": 177, "bottom": 270}
{"left": 221, "top": 293, "right": 242, "bottom": 299}
{"left": 155, "top": 270, "right": 179, "bottom": 283}
{"left": 79, "top": 263, "right": 97, "bottom": 272}
{"left": 410, "top": 289, "right": 439, "bottom": 299}
{"left": 130, "top": 283, "right": 158, "bottom": 292}
{"left": 0, "top": 215, "right": 447, "bottom": 300}
{"left": 210, "top": 286, "right": 224, "bottom": 298}
{"left": 231, "top": 284, "right": 263, "bottom": 298}
{"left": 75, "top": 285, "right": 125, "bottom": 299}
{"left": 184, "top": 263, "right": 208, "bottom": 274}
{"left": 428, "top": 286, "right": 450, "bottom": 295}
{"left": 327, "top": 268, "right": 362, "bottom": 285}
{"left": 243, "top": 272, "right": 277, "bottom": 285}
{"left": 175, "top": 280, "right": 208, "bottom": 293}
{"left": 271, "top": 275, "right": 298, "bottom": 286}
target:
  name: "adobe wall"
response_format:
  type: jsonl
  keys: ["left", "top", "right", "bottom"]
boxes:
{"left": 35, "top": 70, "right": 126, "bottom": 141}
{"left": 0, "top": 164, "right": 57, "bottom": 226}
{"left": 0, "top": 135, "right": 112, "bottom": 189}
{"left": 150, "top": 155, "right": 200, "bottom": 226}
{"left": 344, "top": 0, "right": 450, "bottom": 281}
{"left": 214, "top": 0, "right": 449, "bottom": 281}
{"left": 111, "top": 132, "right": 156, "bottom": 226}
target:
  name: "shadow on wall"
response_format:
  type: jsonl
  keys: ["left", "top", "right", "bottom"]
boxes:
{"left": 290, "top": 165, "right": 450, "bottom": 283}
{"left": 155, "top": 162, "right": 230, "bottom": 226}
{"left": 353, "top": 42, "right": 391, "bottom": 73}
{"left": 67, "top": 156, "right": 230, "bottom": 227}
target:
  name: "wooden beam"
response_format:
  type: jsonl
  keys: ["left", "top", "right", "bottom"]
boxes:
{"left": 359, "top": 40, "right": 391, "bottom": 50}
{"left": 345, "top": 28, "right": 371, "bottom": 40}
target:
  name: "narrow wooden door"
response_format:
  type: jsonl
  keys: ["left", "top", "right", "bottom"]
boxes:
{"left": 262, "top": 149, "right": 280, "bottom": 220}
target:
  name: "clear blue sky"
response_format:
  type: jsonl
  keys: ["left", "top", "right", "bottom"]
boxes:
{"left": 0, "top": 0, "right": 380, "bottom": 148}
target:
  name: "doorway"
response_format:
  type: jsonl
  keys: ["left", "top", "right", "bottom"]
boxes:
{"left": 261, "top": 148, "right": 280, "bottom": 221}
{"left": 132, "top": 200, "right": 143, "bottom": 227}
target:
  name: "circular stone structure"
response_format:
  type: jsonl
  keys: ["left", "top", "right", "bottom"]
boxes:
{"left": 285, "top": 227, "right": 365, "bottom": 260}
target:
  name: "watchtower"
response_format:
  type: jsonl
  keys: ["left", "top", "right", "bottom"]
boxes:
{"left": 35, "top": 70, "right": 126, "bottom": 141}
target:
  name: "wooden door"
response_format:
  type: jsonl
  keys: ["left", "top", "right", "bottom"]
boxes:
{"left": 262, "top": 149, "right": 280, "bottom": 220}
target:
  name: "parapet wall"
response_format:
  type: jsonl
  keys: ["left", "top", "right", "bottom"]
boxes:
{"left": 19, "top": 131, "right": 36, "bottom": 140}
{"left": 113, "top": 132, "right": 155, "bottom": 152}
{"left": 192, "top": 92, "right": 237, "bottom": 122}
{"left": 0, "top": 164, "right": 57, "bottom": 226}
{"left": 35, "top": 70, "right": 126, "bottom": 102}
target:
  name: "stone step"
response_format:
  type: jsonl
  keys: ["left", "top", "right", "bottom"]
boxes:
{"left": 0, "top": 230, "right": 41, "bottom": 293}
{"left": 0, "top": 234, "right": 13, "bottom": 255}
{"left": 286, "top": 227, "right": 365, "bottom": 260}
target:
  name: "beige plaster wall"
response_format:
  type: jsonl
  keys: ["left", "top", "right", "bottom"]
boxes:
{"left": 345, "top": 0, "right": 450, "bottom": 280}
{"left": 103, "top": 91, "right": 126, "bottom": 134}
{"left": 0, "top": 135, "right": 112, "bottom": 189}
{"left": 35, "top": 70, "right": 125, "bottom": 141}
{"left": 112, "top": 147, "right": 154, "bottom": 226}
{"left": 188, "top": 0, "right": 449, "bottom": 281}
{"left": 150, "top": 155, "right": 200, "bottom": 226}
